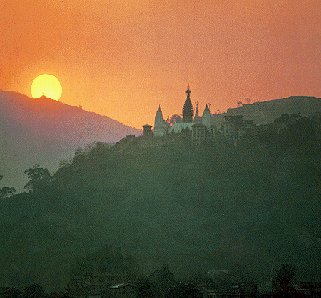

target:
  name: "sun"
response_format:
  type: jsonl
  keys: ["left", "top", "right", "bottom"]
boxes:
{"left": 31, "top": 74, "right": 62, "bottom": 101}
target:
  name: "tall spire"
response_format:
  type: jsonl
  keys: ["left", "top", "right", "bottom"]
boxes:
{"left": 204, "top": 103, "right": 210, "bottom": 113}
{"left": 154, "top": 104, "right": 167, "bottom": 137}
{"left": 155, "top": 104, "right": 164, "bottom": 127}
{"left": 183, "top": 84, "right": 193, "bottom": 122}
{"left": 195, "top": 101, "right": 199, "bottom": 118}
{"left": 194, "top": 101, "right": 202, "bottom": 124}
{"left": 202, "top": 103, "right": 211, "bottom": 128}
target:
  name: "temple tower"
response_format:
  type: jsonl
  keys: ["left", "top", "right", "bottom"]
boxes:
{"left": 194, "top": 101, "right": 202, "bottom": 124}
{"left": 182, "top": 85, "right": 194, "bottom": 123}
{"left": 154, "top": 105, "right": 167, "bottom": 137}
{"left": 143, "top": 124, "right": 153, "bottom": 137}
{"left": 202, "top": 104, "right": 211, "bottom": 128}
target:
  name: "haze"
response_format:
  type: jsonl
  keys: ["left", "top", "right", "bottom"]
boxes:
{"left": 1, "top": 0, "right": 320, "bottom": 128}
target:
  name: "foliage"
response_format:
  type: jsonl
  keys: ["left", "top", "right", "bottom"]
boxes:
{"left": 167, "top": 282, "right": 201, "bottom": 298}
{"left": 70, "top": 245, "right": 139, "bottom": 278}
{"left": 136, "top": 277, "right": 157, "bottom": 298}
{"left": 0, "top": 186, "right": 16, "bottom": 199}
{"left": 22, "top": 284, "right": 45, "bottom": 298}
{"left": 0, "top": 115, "right": 319, "bottom": 291}
{"left": 272, "top": 264, "right": 297, "bottom": 296}
{"left": 0, "top": 175, "right": 17, "bottom": 199}
{"left": 24, "top": 164, "right": 51, "bottom": 193}
{"left": 135, "top": 265, "right": 176, "bottom": 298}
{"left": 67, "top": 245, "right": 139, "bottom": 297}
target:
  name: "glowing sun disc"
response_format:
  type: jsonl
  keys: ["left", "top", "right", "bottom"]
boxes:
{"left": 31, "top": 74, "right": 62, "bottom": 100}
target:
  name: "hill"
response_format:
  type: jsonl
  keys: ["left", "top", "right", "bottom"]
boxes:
{"left": 0, "top": 91, "right": 140, "bottom": 189}
{"left": 0, "top": 114, "right": 320, "bottom": 291}
{"left": 226, "top": 96, "right": 321, "bottom": 124}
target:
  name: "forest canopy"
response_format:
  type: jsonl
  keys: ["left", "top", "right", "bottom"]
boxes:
{"left": 0, "top": 114, "right": 320, "bottom": 292}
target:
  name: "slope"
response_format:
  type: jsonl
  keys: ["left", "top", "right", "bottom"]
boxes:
{"left": 0, "top": 116, "right": 320, "bottom": 290}
{"left": 0, "top": 91, "right": 140, "bottom": 189}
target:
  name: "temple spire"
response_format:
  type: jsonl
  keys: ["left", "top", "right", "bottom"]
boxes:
{"left": 202, "top": 103, "right": 211, "bottom": 128}
{"left": 154, "top": 104, "right": 167, "bottom": 137}
{"left": 195, "top": 101, "right": 199, "bottom": 118}
{"left": 186, "top": 84, "right": 191, "bottom": 96}
{"left": 183, "top": 84, "right": 194, "bottom": 122}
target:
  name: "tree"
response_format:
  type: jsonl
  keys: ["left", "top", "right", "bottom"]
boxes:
{"left": 24, "top": 165, "right": 51, "bottom": 193}
{"left": 136, "top": 277, "right": 157, "bottom": 298}
{"left": 167, "top": 282, "right": 201, "bottom": 298}
{"left": 68, "top": 245, "right": 139, "bottom": 297}
{"left": 1, "top": 287, "right": 22, "bottom": 298}
{"left": 0, "top": 186, "right": 16, "bottom": 198}
{"left": 22, "top": 284, "right": 45, "bottom": 297}
{"left": 0, "top": 175, "right": 17, "bottom": 199}
{"left": 272, "top": 264, "right": 297, "bottom": 297}
{"left": 149, "top": 265, "right": 176, "bottom": 297}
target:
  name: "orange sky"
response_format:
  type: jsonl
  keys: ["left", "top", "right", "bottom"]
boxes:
{"left": 1, "top": 0, "right": 320, "bottom": 128}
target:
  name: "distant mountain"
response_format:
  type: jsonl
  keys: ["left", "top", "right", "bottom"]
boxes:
{"left": 0, "top": 91, "right": 140, "bottom": 189}
{"left": 226, "top": 96, "right": 321, "bottom": 124}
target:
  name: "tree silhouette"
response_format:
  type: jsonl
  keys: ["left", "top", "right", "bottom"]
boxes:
{"left": 136, "top": 277, "right": 157, "bottom": 298}
{"left": 0, "top": 175, "right": 16, "bottom": 199}
{"left": 272, "top": 264, "right": 297, "bottom": 297}
{"left": 1, "top": 287, "right": 22, "bottom": 298}
{"left": 0, "top": 186, "right": 16, "bottom": 199}
{"left": 167, "top": 282, "right": 201, "bottom": 298}
{"left": 24, "top": 165, "right": 51, "bottom": 193}
{"left": 22, "top": 284, "right": 45, "bottom": 297}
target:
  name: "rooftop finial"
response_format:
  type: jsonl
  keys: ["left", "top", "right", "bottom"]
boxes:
{"left": 186, "top": 83, "right": 191, "bottom": 96}
{"left": 183, "top": 84, "right": 193, "bottom": 122}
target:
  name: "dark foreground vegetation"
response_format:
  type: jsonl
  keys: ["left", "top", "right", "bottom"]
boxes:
{"left": 0, "top": 113, "right": 320, "bottom": 297}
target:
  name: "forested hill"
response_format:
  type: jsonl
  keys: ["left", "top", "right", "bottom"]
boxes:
{"left": 0, "top": 114, "right": 320, "bottom": 291}
{"left": 0, "top": 91, "right": 140, "bottom": 190}
{"left": 226, "top": 96, "right": 321, "bottom": 124}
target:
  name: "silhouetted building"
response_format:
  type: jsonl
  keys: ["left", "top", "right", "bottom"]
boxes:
{"left": 153, "top": 105, "right": 169, "bottom": 137}
{"left": 143, "top": 124, "right": 153, "bottom": 137}
{"left": 146, "top": 85, "right": 256, "bottom": 142}
{"left": 168, "top": 85, "right": 214, "bottom": 137}
{"left": 183, "top": 84, "right": 194, "bottom": 122}
{"left": 194, "top": 101, "right": 202, "bottom": 124}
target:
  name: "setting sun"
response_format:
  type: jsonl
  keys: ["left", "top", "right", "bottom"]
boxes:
{"left": 31, "top": 74, "right": 62, "bottom": 100}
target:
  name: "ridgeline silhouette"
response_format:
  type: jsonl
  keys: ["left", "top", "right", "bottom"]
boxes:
{"left": 0, "top": 112, "right": 320, "bottom": 292}
{"left": 0, "top": 91, "right": 140, "bottom": 190}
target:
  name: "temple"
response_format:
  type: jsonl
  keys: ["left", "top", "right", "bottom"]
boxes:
{"left": 142, "top": 85, "right": 256, "bottom": 142}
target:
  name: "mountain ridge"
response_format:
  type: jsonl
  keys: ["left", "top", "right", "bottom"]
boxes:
{"left": 226, "top": 95, "right": 321, "bottom": 124}
{"left": 0, "top": 90, "right": 141, "bottom": 189}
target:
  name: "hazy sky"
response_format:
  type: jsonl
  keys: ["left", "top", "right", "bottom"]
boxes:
{"left": 1, "top": 0, "right": 320, "bottom": 128}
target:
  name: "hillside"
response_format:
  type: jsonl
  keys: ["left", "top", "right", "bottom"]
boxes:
{"left": 0, "top": 114, "right": 320, "bottom": 291}
{"left": 226, "top": 96, "right": 321, "bottom": 124}
{"left": 0, "top": 91, "right": 140, "bottom": 189}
